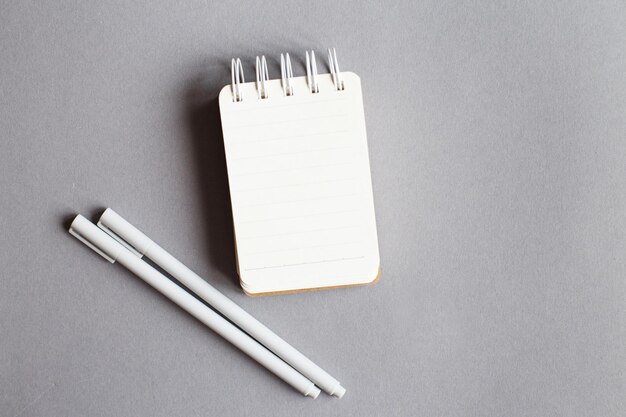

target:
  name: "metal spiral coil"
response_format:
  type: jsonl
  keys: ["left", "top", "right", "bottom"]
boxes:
{"left": 306, "top": 50, "right": 320, "bottom": 94}
{"left": 255, "top": 55, "right": 269, "bottom": 99}
{"left": 280, "top": 53, "right": 294, "bottom": 96}
{"left": 230, "top": 58, "right": 245, "bottom": 102}
{"left": 328, "top": 48, "right": 344, "bottom": 91}
{"left": 231, "top": 49, "right": 345, "bottom": 101}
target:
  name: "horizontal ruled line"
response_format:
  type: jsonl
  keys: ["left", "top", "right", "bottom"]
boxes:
{"left": 234, "top": 177, "right": 358, "bottom": 193}
{"left": 227, "top": 97, "right": 349, "bottom": 113}
{"left": 230, "top": 129, "right": 350, "bottom": 144}
{"left": 228, "top": 113, "right": 347, "bottom": 129}
{"left": 237, "top": 192, "right": 361, "bottom": 208}
{"left": 244, "top": 256, "right": 365, "bottom": 271}
{"left": 232, "top": 145, "right": 354, "bottom": 161}
{"left": 246, "top": 240, "right": 361, "bottom": 256}
{"left": 240, "top": 224, "right": 359, "bottom": 240}
{"left": 232, "top": 161, "right": 354, "bottom": 177}
{"left": 239, "top": 208, "right": 360, "bottom": 224}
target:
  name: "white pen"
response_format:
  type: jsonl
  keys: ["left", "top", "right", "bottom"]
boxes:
{"left": 96, "top": 208, "right": 346, "bottom": 398}
{"left": 69, "top": 215, "right": 321, "bottom": 398}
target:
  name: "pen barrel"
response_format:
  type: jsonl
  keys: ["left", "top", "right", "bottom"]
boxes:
{"left": 96, "top": 208, "right": 344, "bottom": 397}
{"left": 115, "top": 250, "right": 320, "bottom": 398}
{"left": 145, "top": 243, "right": 345, "bottom": 397}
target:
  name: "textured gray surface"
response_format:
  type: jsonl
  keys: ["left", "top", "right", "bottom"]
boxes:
{"left": 2, "top": 1, "right": 626, "bottom": 416}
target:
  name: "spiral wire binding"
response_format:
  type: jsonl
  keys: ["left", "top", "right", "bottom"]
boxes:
{"left": 328, "top": 48, "right": 344, "bottom": 91}
{"left": 305, "top": 50, "right": 320, "bottom": 94}
{"left": 280, "top": 53, "right": 294, "bottom": 96}
{"left": 231, "top": 58, "right": 245, "bottom": 102}
{"left": 232, "top": 49, "right": 344, "bottom": 101}
{"left": 255, "top": 56, "right": 270, "bottom": 99}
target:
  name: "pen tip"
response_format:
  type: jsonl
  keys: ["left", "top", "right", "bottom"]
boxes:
{"left": 332, "top": 385, "right": 346, "bottom": 399}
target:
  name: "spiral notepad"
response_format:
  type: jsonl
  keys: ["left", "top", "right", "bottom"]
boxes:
{"left": 219, "top": 49, "right": 380, "bottom": 295}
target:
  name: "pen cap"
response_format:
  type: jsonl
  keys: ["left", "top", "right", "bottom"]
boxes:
{"left": 69, "top": 215, "right": 124, "bottom": 263}
{"left": 97, "top": 208, "right": 155, "bottom": 257}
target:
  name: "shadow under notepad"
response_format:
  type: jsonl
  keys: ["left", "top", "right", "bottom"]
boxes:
{"left": 184, "top": 79, "right": 238, "bottom": 288}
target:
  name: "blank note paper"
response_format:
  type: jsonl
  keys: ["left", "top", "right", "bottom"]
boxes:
{"left": 219, "top": 66, "right": 380, "bottom": 295}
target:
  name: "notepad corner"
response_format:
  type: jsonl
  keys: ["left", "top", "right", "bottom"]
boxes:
{"left": 218, "top": 84, "right": 233, "bottom": 103}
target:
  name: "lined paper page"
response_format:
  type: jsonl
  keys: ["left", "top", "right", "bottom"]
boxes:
{"left": 219, "top": 72, "right": 379, "bottom": 294}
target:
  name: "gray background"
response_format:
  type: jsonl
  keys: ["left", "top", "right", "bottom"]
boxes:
{"left": 1, "top": 1, "right": 625, "bottom": 416}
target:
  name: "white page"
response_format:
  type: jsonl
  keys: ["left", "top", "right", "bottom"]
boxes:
{"left": 219, "top": 72, "right": 379, "bottom": 294}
